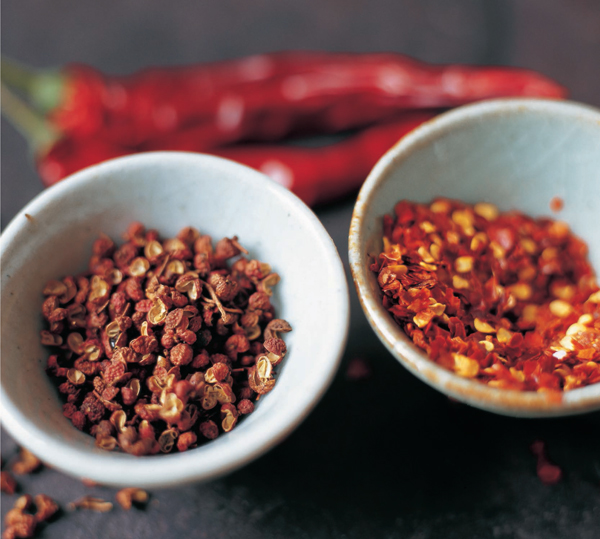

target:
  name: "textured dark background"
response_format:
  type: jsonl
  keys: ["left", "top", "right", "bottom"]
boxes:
{"left": 2, "top": 1, "right": 600, "bottom": 538}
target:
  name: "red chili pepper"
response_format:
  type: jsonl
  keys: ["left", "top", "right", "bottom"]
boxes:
{"left": 36, "top": 112, "right": 433, "bottom": 207}
{"left": 4, "top": 52, "right": 567, "bottom": 149}
{"left": 47, "top": 64, "right": 107, "bottom": 139}
{"left": 0, "top": 81, "right": 127, "bottom": 187}
{"left": 115, "top": 53, "right": 567, "bottom": 149}
{"left": 213, "top": 112, "right": 435, "bottom": 206}
{"left": 37, "top": 136, "right": 128, "bottom": 186}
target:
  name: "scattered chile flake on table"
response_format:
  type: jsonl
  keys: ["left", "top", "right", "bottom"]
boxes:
{"left": 530, "top": 440, "right": 563, "bottom": 485}
{"left": 371, "top": 198, "right": 600, "bottom": 391}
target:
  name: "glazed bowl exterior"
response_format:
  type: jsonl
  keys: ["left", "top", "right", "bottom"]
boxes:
{"left": 1, "top": 151, "right": 350, "bottom": 487}
{"left": 349, "top": 98, "right": 600, "bottom": 417}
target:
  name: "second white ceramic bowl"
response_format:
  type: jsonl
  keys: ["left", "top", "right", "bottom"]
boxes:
{"left": 349, "top": 98, "right": 600, "bottom": 418}
{"left": 1, "top": 152, "right": 349, "bottom": 487}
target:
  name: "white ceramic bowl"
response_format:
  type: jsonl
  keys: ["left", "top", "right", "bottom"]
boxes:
{"left": 349, "top": 98, "right": 600, "bottom": 418}
{"left": 1, "top": 152, "right": 349, "bottom": 487}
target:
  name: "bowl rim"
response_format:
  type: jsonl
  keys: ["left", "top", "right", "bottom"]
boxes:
{"left": 348, "top": 98, "right": 600, "bottom": 418}
{"left": 1, "top": 151, "right": 350, "bottom": 487}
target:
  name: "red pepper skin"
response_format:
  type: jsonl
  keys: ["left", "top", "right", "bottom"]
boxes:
{"left": 36, "top": 111, "right": 432, "bottom": 205}
{"left": 37, "top": 136, "right": 128, "bottom": 187}
{"left": 48, "top": 65, "right": 107, "bottom": 139}
{"left": 51, "top": 52, "right": 567, "bottom": 148}
{"left": 213, "top": 112, "right": 435, "bottom": 206}
{"left": 51, "top": 54, "right": 345, "bottom": 146}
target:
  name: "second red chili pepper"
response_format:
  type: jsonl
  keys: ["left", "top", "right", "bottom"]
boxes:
{"left": 213, "top": 112, "right": 435, "bottom": 206}
{"left": 36, "top": 112, "right": 435, "bottom": 207}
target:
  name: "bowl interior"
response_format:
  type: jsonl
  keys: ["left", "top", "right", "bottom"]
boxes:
{"left": 350, "top": 99, "right": 600, "bottom": 417}
{"left": 1, "top": 152, "right": 349, "bottom": 486}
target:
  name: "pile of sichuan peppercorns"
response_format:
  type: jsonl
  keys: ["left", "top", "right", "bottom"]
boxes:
{"left": 41, "top": 223, "right": 291, "bottom": 455}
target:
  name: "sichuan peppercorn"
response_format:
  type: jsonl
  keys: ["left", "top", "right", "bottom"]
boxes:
{"left": 41, "top": 224, "right": 291, "bottom": 455}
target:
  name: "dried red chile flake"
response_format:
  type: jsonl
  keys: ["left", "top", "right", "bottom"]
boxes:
{"left": 1, "top": 471, "right": 17, "bottom": 494}
{"left": 41, "top": 223, "right": 291, "bottom": 455}
{"left": 372, "top": 198, "right": 600, "bottom": 392}
{"left": 530, "top": 440, "right": 563, "bottom": 485}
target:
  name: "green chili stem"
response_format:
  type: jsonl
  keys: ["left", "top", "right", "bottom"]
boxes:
{"left": 1, "top": 81, "right": 59, "bottom": 153}
{"left": 1, "top": 56, "right": 65, "bottom": 113}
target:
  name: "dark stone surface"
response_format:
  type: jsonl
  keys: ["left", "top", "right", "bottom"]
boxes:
{"left": 2, "top": 1, "right": 600, "bottom": 538}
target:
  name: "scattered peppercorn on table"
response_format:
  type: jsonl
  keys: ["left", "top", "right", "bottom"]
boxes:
{"left": 2, "top": 2, "right": 600, "bottom": 539}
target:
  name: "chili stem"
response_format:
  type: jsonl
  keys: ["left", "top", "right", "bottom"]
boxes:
{"left": 1, "top": 55, "right": 65, "bottom": 113}
{"left": 1, "top": 81, "right": 59, "bottom": 153}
